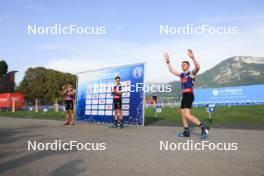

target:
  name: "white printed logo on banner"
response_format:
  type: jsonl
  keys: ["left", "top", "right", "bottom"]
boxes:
{"left": 92, "top": 100, "right": 98, "bottom": 104}
{"left": 106, "top": 93, "right": 113, "bottom": 98}
{"left": 123, "top": 80, "right": 131, "bottom": 86}
{"left": 105, "top": 111, "right": 112, "bottom": 116}
{"left": 212, "top": 89, "right": 220, "bottom": 96}
{"left": 86, "top": 89, "right": 92, "bottom": 94}
{"left": 83, "top": 80, "right": 132, "bottom": 118}
{"left": 98, "top": 111, "right": 105, "bottom": 115}
{"left": 85, "top": 105, "right": 91, "bottom": 109}
{"left": 86, "top": 99, "right": 92, "bottom": 104}
{"left": 99, "top": 94, "right": 106, "bottom": 98}
{"left": 106, "top": 105, "right": 113, "bottom": 110}
{"left": 123, "top": 92, "right": 130, "bottom": 98}
{"left": 98, "top": 105, "right": 105, "bottom": 110}
{"left": 122, "top": 98, "right": 130, "bottom": 104}
{"left": 92, "top": 110, "right": 98, "bottom": 115}
{"left": 123, "top": 111, "right": 129, "bottom": 116}
{"left": 99, "top": 99, "right": 105, "bottom": 104}
{"left": 99, "top": 83, "right": 107, "bottom": 93}
{"left": 85, "top": 110, "right": 91, "bottom": 115}
{"left": 92, "top": 94, "right": 99, "bottom": 99}
{"left": 106, "top": 83, "right": 114, "bottom": 92}
{"left": 92, "top": 105, "right": 98, "bottom": 109}
{"left": 133, "top": 66, "right": 144, "bottom": 78}
{"left": 86, "top": 94, "right": 92, "bottom": 99}
{"left": 122, "top": 104, "right": 130, "bottom": 110}
{"left": 106, "top": 99, "right": 113, "bottom": 104}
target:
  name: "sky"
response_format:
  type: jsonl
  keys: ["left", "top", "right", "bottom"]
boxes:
{"left": 0, "top": 0, "right": 264, "bottom": 84}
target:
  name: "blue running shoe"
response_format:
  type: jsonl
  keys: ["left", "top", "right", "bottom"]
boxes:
{"left": 200, "top": 129, "right": 209, "bottom": 140}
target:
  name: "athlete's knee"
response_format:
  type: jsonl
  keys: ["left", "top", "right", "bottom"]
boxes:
{"left": 184, "top": 114, "right": 192, "bottom": 120}
{"left": 180, "top": 109, "right": 185, "bottom": 115}
{"left": 181, "top": 113, "right": 186, "bottom": 119}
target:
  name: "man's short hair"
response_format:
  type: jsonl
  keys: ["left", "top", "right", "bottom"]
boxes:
{"left": 115, "top": 76, "right": 121, "bottom": 80}
{"left": 182, "top": 61, "right": 190, "bottom": 65}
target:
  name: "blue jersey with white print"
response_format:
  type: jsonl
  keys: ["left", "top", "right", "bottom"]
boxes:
{"left": 180, "top": 71, "right": 194, "bottom": 93}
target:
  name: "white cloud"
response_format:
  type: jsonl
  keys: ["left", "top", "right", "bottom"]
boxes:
{"left": 42, "top": 29, "right": 263, "bottom": 83}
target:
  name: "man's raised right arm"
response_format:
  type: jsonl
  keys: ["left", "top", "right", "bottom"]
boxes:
{"left": 164, "top": 52, "right": 180, "bottom": 77}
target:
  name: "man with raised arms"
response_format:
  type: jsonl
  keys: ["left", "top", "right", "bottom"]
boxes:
{"left": 164, "top": 49, "right": 208, "bottom": 139}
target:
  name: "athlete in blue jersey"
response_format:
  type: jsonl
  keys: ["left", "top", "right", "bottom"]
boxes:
{"left": 164, "top": 49, "right": 208, "bottom": 139}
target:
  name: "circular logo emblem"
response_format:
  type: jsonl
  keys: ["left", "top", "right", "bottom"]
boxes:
{"left": 133, "top": 66, "right": 143, "bottom": 78}
{"left": 212, "top": 89, "right": 219, "bottom": 96}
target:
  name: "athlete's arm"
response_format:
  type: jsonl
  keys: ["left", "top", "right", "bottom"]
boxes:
{"left": 62, "top": 87, "right": 67, "bottom": 96}
{"left": 187, "top": 49, "right": 200, "bottom": 74}
{"left": 164, "top": 52, "right": 180, "bottom": 77}
{"left": 72, "top": 89, "right": 76, "bottom": 95}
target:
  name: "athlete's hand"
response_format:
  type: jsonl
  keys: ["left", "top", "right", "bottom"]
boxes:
{"left": 187, "top": 49, "right": 194, "bottom": 59}
{"left": 164, "top": 52, "right": 170, "bottom": 63}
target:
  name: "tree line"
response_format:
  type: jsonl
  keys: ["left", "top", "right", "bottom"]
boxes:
{"left": 16, "top": 67, "right": 76, "bottom": 105}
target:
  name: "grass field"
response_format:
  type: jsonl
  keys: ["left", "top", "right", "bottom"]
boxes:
{"left": 145, "top": 105, "right": 264, "bottom": 128}
{"left": 0, "top": 105, "right": 264, "bottom": 128}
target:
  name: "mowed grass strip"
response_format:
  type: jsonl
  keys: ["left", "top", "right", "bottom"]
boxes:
{"left": 0, "top": 105, "right": 263, "bottom": 124}
{"left": 145, "top": 105, "right": 264, "bottom": 124}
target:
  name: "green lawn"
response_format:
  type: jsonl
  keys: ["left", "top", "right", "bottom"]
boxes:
{"left": 0, "top": 105, "right": 264, "bottom": 126}
{"left": 145, "top": 105, "right": 264, "bottom": 126}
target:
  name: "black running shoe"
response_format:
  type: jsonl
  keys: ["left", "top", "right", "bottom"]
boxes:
{"left": 177, "top": 130, "right": 190, "bottom": 137}
{"left": 119, "top": 123, "right": 123, "bottom": 128}
{"left": 112, "top": 123, "right": 118, "bottom": 128}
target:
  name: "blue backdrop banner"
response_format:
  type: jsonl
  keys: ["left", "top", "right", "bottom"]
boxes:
{"left": 76, "top": 63, "right": 145, "bottom": 126}
{"left": 193, "top": 84, "right": 264, "bottom": 106}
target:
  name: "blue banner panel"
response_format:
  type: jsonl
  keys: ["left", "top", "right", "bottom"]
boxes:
{"left": 194, "top": 84, "right": 264, "bottom": 106}
{"left": 76, "top": 63, "right": 145, "bottom": 126}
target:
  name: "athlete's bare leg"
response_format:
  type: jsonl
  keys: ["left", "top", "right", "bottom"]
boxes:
{"left": 183, "top": 108, "right": 201, "bottom": 126}
{"left": 70, "top": 110, "right": 75, "bottom": 125}
{"left": 64, "top": 110, "right": 70, "bottom": 125}
{"left": 114, "top": 110, "right": 118, "bottom": 121}
{"left": 118, "top": 109, "right": 123, "bottom": 120}
{"left": 181, "top": 109, "right": 189, "bottom": 128}
{"left": 113, "top": 110, "right": 118, "bottom": 127}
{"left": 117, "top": 109, "right": 123, "bottom": 128}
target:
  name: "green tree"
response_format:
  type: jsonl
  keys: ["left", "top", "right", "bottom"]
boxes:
{"left": 17, "top": 67, "right": 76, "bottom": 105}
{"left": 0, "top": 60, "right": 8, "bottom": 76}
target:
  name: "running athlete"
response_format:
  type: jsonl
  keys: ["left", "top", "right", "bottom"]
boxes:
{"left": 63, "top": 83, "right": 76, "bottom": 125}
{"left": 164, "top": 49, "right": 208, "bottom": 139}
{"left": 112, "top": 76, "right": 123, "bottom": 128}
